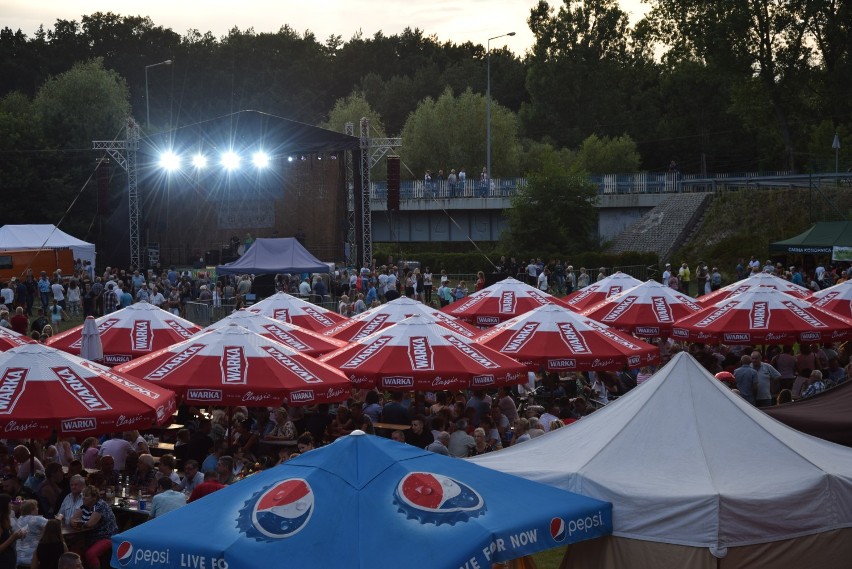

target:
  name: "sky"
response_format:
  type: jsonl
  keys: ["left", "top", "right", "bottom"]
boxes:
{"left": 1, "top": 0, "right": 649, "bottom": 55}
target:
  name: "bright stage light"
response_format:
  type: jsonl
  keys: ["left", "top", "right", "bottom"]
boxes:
{"left": 158, "top": 151, "right": 180, "bottom": 171}
{"left": 191, "top": 154, "right": 208, "bottom": 169}
{"left": 221, "top": 151, "right": 241, "bottom": 170}
{"left": 287, "top": 156, "right": 294, "bottom": 162}
{"left": 252, "top": 151, "right": 270, "bottom": 168}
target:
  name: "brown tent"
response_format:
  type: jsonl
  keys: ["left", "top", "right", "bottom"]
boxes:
{"left": 764, "top": 380, "right": 852, "bottom": 446}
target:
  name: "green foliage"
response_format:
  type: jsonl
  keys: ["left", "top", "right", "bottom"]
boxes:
{"left": 399, "top": 87, "right": 521, "bottom": 178}
{"left": 518, "top": 140, "right": 575, "bottom": 175}
{"left": 503, "top": 154, "right": 598, "bottom": 255}
{"left": 320, "top": 91, "right": 385, "bottom": 135}
{"left": 32, "top": 57, "right": 130, "bottom": 148}
{"left": 572, "top": 134, "right": 641, "bottom": 174}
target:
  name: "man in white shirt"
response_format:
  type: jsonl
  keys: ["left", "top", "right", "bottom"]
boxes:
{"left": 57, "top": 475, "right": 86, "bottom": 527}
{"left": 149, "top": 286, "right": 166, "bottom": 308}
{"left": 662, "top": 263, "right": 672, "bottom": 287}
{"left": 50, "top": 280, "right": 66, "bottom": 309}
{"left": 149, "top": 478, "right": 187, "bottom": 519}
{"left": 538, "top": 404, "right": 560, "bottom": 433}
{"left": 298, "top": 278, "right": 311, "bottom": 297}
{"left": 537, "top": 268, "right": 549, "bottom": 292}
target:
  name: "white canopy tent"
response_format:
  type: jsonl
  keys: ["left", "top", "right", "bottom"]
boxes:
{"left": 0, "top": 224, "right": 96, "bottom": 266}
{"left": 471, "top": 353, "right": 852, "bottom": 569}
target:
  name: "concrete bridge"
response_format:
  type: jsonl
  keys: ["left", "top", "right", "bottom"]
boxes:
{"left": 368, "top": 171, "right": 845, "bottom": 244}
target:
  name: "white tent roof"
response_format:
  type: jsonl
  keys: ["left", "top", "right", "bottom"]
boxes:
{"left": 471, "top": 352, "right": 852, "bottom": 551}
{"left": 0, "top": 224, "right": 96, "bottom": 265}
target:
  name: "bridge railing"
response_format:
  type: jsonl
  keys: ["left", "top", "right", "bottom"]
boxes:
{"left": 368, "top": 171, "right": 837, "bottom": 201}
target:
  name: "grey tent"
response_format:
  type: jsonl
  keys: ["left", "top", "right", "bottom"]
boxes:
{"left": 216, "top": 238, "right": 329, "bottom": 276}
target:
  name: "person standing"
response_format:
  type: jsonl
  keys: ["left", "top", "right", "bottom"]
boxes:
{"left": 662, "top": 263, "right": 672, "bottom": 287}
{"left": 751, "top": 351, "right": 781, "bottom": 407}
{"left": 50, "top": 279, "right": 66, "bottom": 310}
{"left": 678, "top": 262, "right": 691, "bottom": 296}
{"left": 734, "top": 355, "right": 758, "bottom": 405}
{"left": 422, "top": 267, "right": 433, "bottom": 305}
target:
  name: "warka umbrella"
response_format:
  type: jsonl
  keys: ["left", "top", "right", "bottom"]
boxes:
{"left": 247, "top": 292, "right": 348, "bottom": 332}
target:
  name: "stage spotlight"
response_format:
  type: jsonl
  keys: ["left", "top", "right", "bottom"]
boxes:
{"left": 287, "top": 156, "right": 294, "bottom": 162}
{"left": 191, "top": 154, "right": 208, "bottom": 169}
{"left": 158, "top": 151, "right": 180, "bottom": 171}
{"left": 317, "top": 154, "right": 322, "bottom": 161}
{"left": 221, "top": 151, "right": 241, "bottom": 170}
{"left": 252, "top": 151, "right": 270, "bottom": 168}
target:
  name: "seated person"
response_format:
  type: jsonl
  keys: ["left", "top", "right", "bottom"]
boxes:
{"left": 130, "top": 454, "right": 157, "bottom": 496}
{"left": 156, "top": 454, "right": 181, "bottom": 486}
{"left": 149, "top": 478, "right": 186, "bottom": 519}
{"left": 70, "top": 486, "right": 118, "bottom": 569}
{"left": 176, "top": 460, "right": 204, "bottom": 495}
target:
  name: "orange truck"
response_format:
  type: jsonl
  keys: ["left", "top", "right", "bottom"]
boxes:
{"left": 0, "top": 248, "right": 76, "bottom": 281}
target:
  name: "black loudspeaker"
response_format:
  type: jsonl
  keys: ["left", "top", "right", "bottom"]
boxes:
{"left": 205, "top": 250, "right": 220, "bottom": 266}
{"left": 387, "top": 156, "right": 400, "bottom": 211}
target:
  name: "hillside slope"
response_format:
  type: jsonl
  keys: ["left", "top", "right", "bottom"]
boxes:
{"left": 674, "top": 187, "right": 852, "bottom": 278}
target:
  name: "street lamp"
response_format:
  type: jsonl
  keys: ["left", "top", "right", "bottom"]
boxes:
{"left": 486, "top": 32, "right": 515, "bottom": 195}
{"left": 145, "top": 59, "right": 173, "bottom": 129}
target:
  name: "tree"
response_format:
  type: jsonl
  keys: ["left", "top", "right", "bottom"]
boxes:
{"left": 645, "top": 0, "right": 813, "bottom": 169}
{"left": 503, "top": 155, "right": 598, "bottom": 255}
{"left": 320, "top": 90, "right": 385, "bottom": 135}
{"left": 521, "top": 0, "right": 634, "bottom": 148}
{"left": 573, "top": 133, "right": 640, "bottom": 173}
{"left": 33, "top": 57, "right": 130, "bottom": 149}
{"left": 399, "top": 87, "right": 520, "bottom": 178}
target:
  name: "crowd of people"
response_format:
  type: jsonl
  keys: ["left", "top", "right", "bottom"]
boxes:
{"left": 2, "top": 251, "right": 851, "bottom": 569}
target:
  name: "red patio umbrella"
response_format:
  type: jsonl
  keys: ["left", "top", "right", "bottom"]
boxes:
{"left": 697, "top": 271, "right": 811, "bottom": 306}
{"left": 116, "top": 325, "right": 351, "bottom": 407}
{"left": 672, "top": 288, "right": 852, "bottom": 345}
{"left": 475, "top": 303, "right": 659, "bottom": 371}
{"left": 561, "top": 272, "right": 644, "bottom": 312}
{"left": 581, "top": 280, "right": 702, "bottom": 338}
{"left": 0, "top": 343, "right": 177, "bottom": 438}
{"left": 320, "top": 314, "right": 528, "bottom": 391}
{"left": 47, "top": 302, "right": 201, "bottom": 366}
{"left": 440, "top": 277, "right": 560, "bottom": 326}
{"left": 322, "top": 297, "right": 481, "bottom": 342}
{"left": 203, "top": 309, "right": 349, "bottom": 356}
{"left": 808, "top": 280, "right": 852, "bottom": 319}
{"left": 247, "top": 292, "right": 348, "bottom": 332}
{"left": 0, "top": 327, "right": 35, "bottom": 351}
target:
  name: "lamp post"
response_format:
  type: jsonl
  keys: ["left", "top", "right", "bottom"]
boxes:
{"left": 145, "top": 59, "right": 173, "bottom": 129}
{"left": 486, "top": 32, "right": 515, "bottom": 195}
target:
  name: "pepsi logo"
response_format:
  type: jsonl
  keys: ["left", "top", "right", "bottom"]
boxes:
{"left": 241, "top": 479, "right": 315, "bottom": 540}
{"left": 116, "top": 542, "right": 134, "bottom": 566}
{"left": 394, "top": 472, "right": 485, "bottom": 525}
{"left": 550, "top": 517, "right": 567, "bottom": 542}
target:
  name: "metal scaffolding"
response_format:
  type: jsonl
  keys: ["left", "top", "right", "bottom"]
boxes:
{"left": 93, "top": 118, "right": 141, "bottom": 268}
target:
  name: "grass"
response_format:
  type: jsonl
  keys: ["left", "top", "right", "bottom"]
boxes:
{"left": 532, "top": 547, "right": 565, "bottom": 568}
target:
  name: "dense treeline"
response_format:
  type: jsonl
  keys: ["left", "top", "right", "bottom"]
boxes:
{"left": 0, "top": 1, "right": 850, "bottom": 249}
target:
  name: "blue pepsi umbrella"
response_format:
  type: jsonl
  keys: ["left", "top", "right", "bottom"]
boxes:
{"left": 111, "top": 431, "right": 612, "bottom": 569}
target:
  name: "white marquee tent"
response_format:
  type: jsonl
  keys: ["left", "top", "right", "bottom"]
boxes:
{"left": 0, "top": 224, "right": 96, "bottom": 266}
{"left": 471, "top": 353, "right": 852, "bottom": 569}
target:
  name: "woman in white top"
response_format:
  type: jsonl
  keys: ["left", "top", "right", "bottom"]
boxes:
{"left": 423, "top": 268, "right": 433, "bottom": 305}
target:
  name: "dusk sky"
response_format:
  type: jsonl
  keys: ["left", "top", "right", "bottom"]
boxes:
{"left": 2, "top": 0, "right": 649, "bottom": 55}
